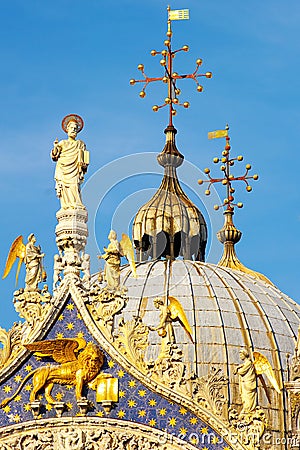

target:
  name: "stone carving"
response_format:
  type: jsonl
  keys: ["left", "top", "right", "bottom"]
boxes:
{"left": 289, "top": 326, "right": 300, "bottom": 381}
{"left": 0, "top": 427, "right": 179, "bottom": 450}
{"left": 1, "top": 338, "right": 104, "bottom": 406}
{"left": 89, "top": 283, "right": 128, "bottom": 340}
{"left": 234, "top": 349, "right": 258, "bottom": 414}
{"left": 0, "top": 322, "right": 23, "bottom": 370}
{"left": 230, "top": 349, "right": 275, "bottom": 448}
{"left": 234, "top": 349, "right": 280, "bottom": 417}
{"left": 114, "top": 317, "right": 149, "bottom": 373}
{"left": 186, "top": 366, "right": 228, "bottom": 417}
{"left": 3, "top": 234, "right": 46, "bottom": 292}
{"left": 53, "top": 254, "right": 64, "bottom": 290}
{"left": 13, "top": 287, "right": 52, "bottom": 328}
{"left": 149, "top": 343, "right": 185, "bottom": 389}
{"left": 57, "top": 428, "right": 84, "bottom": 450}
{"left": 81, "top": 253, "right": 91, "bottom": 288}
{"left": 289, "top": 391, "right": 300, "bottom": 420}
{"left": 229, "top": 406, "right": 267, "bottom": 450}
{"left": 150, "top": 296, "right": 192, "bottom": 362}
{"left": 99, "top": 231, "right": 136, "bottom": 291}
{"left": 51, "top": 114, "right": 89, "bottom": 210}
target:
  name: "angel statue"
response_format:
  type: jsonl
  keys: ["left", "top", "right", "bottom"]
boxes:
{"left": 51, "top": 114, "right": 89, "bottom": 210}
{"left": 150, "top": 296, "right": 193, "bottom": 360}
{"left": 99, "top": 231, "right": 136, "bottom": 291}
{"left": 2, "top": 234, "right": 46, "bottom": 292}
{"left": 234, "top": 349, "right": 281, "bottom": 415}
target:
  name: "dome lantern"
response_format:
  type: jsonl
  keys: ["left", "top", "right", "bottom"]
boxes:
{"left": 130, "top": 12, "right": 212, "bottom": 262}
{"left": 133, "top": 124, "right": 207, "bottom": 262}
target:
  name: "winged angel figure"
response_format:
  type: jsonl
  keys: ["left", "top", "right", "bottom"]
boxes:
{"left": 151, "top": 296, "right": 193, "bottom": 343}
{"left": 235, "top": 349, "right": 281, "bottom": 414}
{"left": 2, "top": 234, "right": 46, "bottom": 292}
{"left": 1, "top": 337, "right": 104, "bottom": 406}
{"left": 99, "top": 230, "right": 136, "bottom": 290}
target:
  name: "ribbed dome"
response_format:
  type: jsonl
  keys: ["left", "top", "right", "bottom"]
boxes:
{"left": 132, "top": 126, "right": 207, "bottom": 261}
{"left": 118, "top": 259, "right": 300, "bottom": 432}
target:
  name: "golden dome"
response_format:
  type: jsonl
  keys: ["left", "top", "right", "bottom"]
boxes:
{"left": 133, "top": 125, "right": 207, "bottom": 261}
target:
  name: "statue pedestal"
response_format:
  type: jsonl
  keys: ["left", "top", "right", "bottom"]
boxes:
{"left": 55, "top": 208, "right": 89, "bottom": 280}
{"left": 56, "top": 208, "right": 88, "bottom": 253}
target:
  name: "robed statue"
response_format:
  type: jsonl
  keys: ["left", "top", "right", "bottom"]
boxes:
{"left": 99, "top": 231, "right": 136, "bottom": 291}
{"left": 2, "top": 234, "right": 46, "bottom": 292}
{"left": 51, "top": 114, "right": 89, "bottom": 210}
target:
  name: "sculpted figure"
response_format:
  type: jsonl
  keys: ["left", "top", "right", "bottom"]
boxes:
{"left": 2, "top": 234, "right": 45, "bottom": 292}
{"left": 151, "top": 297, "right": 175, "bottom": 344}
{"left": 234, "top": 349, "right": 257, "bottom": 413}
{"left": 53, "top": 254, "right": 63, "bottom": 290}
{"left": 99, "top": 231, "right": 136, "bottom": 291}
{"left": 51, "top": 114, "right": 89, "bottom": 210}
{"left": 100, "top": 230, "right": 123, "bottom": 290}
{"left": 25, "top": 234, "right": 45, "bottom": 291}
{"left": 1, "top": 337, "right": 104, "bottom": 406}
{"left": 81, "top": 253, "right": 91, "bottom": 287}
{"left": 150, "top": 296, "right": 193, "bottom": 362}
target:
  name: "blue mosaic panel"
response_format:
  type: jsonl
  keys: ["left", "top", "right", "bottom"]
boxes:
{"left": 0, "top": 299, "right": 233, "bottom": 450}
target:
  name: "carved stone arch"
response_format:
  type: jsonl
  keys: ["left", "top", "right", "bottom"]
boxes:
{"left": 0, "top": 417, "right": 238, "bottom": 450}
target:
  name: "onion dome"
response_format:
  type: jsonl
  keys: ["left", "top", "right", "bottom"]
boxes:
{"left": 133, "top": 125, "right": 207, "bottom": 262}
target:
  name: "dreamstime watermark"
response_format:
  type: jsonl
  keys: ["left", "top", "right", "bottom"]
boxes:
{"left": 154, "top": 428, "right": 300, "bottom": 448}
{"left": 82, "top": 152, "right": 223, "bottom": 274}
{"left": 262, "top": 432, "right": 300, "bottom": 447}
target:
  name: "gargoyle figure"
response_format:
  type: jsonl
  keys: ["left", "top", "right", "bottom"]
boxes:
{"left": 1, "top": 337, "right": 104, "bottom": 406}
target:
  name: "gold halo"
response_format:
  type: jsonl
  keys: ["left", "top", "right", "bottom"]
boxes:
{"left": 61, "top": 114, "right": 84, "bottom": 133}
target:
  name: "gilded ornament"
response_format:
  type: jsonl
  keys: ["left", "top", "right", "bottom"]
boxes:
{"left": 234, "top": 349, "right": 258, "bottom": 414}
{"left": 3, "top": 234, "right": 46, "bottom": 292}
{"left": 0, "top": 323, "right": 23, "bottom": 371}
{"left": 89, "top": 282, "right": 128, "bottom": 339}
{"left": 114, "top": 317, "right": 149, "bottom": 373}
{"left": 99, "top": 231, "right": 136, "bottom": 291}
{"left": 186, "top": 366, "right": 228, "bottom": 417}
{"left": 1, "top": 338, "right": 104, "bottom": 406}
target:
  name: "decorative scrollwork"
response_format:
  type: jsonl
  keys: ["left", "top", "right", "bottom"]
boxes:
{"left": 114, "top": 317, "right": 149, "bottom": 373}
{"left": 13, "top": 287, "right": 52, "bottom": 328}
{"left": 0, "top": 322, "right": 23, "bottom": 369}
{"left": 89, "top": 284, "right": 128, "bottom": 340}
{"left": 186, "top": 366, "right": 228, "bottom": 417}
{"left": 229, "top": 406, "right": 267, "bottom": 450}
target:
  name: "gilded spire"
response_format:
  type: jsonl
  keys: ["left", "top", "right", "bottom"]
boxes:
{"left": 131, "top": 7, "right": 210, "bottom": 262}
{"left": 130, "top": 5, "right": 212, "bottom": 127}
{"left": 198, "top": 125, "right": 272, "bottom": 284}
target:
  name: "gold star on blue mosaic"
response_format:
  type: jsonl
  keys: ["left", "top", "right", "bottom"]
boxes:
{"left": 0, "top": 298, "right": 234, "bottom": 450}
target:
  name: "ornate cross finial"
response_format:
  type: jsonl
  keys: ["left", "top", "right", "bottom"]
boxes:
{"left": 198, "top": 125, "right": 259, "bottom": 211}
{"left": 130, "top": 6, "right": 212, "bottom": 127}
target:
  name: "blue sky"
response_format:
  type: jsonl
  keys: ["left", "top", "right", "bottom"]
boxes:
{"left": 1, "top": 1, "right": 299, "bottom": 329}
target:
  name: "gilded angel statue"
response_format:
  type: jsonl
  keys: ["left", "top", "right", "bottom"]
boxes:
{"left": 234, "top": 349, "right": 281, "bottom": 414}
{"left": 151, "top": 296, "right": 193, "bottom": 344}
{"left": 2, "top": 234, "right": 46, "bottom": 292}
{"left": 99, "top": 230, "right": 136, "bottom": 290}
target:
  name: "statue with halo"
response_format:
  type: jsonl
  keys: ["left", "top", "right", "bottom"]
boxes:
{"left": 51, "top": 114, "right": 89, "bottom": 210}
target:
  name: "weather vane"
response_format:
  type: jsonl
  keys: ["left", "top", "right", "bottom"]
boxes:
{"left": 198, "top": 125, "right": 259, "bottom": 210}
{"left": 130, "top": 6, "right": 212, "bottom": 126}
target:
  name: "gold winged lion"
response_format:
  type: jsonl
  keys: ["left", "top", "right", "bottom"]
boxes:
{"left": 1, "top": 337, "right": 104, "bottom": 406}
